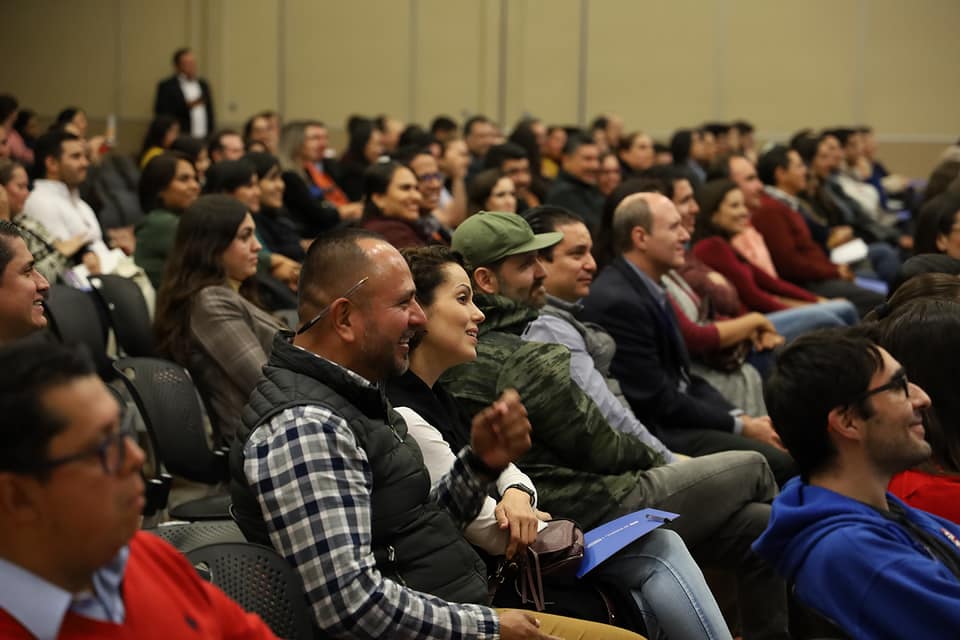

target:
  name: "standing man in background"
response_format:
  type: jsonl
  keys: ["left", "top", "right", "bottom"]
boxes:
{"left": 154, "top": 48, "right": 215, "bottom": 139}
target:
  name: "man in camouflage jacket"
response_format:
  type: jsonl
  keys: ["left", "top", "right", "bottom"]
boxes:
{"left": 443, "top": 211, "right": 790, "bottom": 640}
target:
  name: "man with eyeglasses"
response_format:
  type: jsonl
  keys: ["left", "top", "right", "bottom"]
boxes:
{"left": 0, "top": 341, "right": 278, "bottom": 638}
{"left": 755, "top": 328, "right": 960, "bottom": 639}
{"left": 402, "top": 148, "right": 453, "bottom": 244}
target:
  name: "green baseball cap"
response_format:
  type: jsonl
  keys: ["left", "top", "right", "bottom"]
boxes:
{"left": 452, "top": 211, "right": 563, "bottom": 268}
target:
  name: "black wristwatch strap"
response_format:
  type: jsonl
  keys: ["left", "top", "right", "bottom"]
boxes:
{"left": 503, "top": 483, "right": 536, "bottom": 505}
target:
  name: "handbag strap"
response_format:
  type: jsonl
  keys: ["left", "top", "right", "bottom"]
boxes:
{"left": 519, "top": 549, "right": 547, "bottom": 611}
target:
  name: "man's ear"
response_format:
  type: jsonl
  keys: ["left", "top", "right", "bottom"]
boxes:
{"left": 472, "top": 266, "right": 499, "bottom": 295}
{"left": 827, "top": 405, "right": 864, "bottom": 444}
{"left": 0, "top": 473, "right": 43, "bottom": 526}
{"left": 329, "top": 298, "right": 359, "bottom": 343}
{"left": 631, "top": 225, "right": 648, "bottom": 252}
{"left": 936, "top": 233, "right": 948, "bottom": 253}
{"left": 774, "top": 165, "right": 786, "bottom": 186}
{"left": 44, "top": 154, "right": 59, "bottom": 179}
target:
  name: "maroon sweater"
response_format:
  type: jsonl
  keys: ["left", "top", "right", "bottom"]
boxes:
{"left": 751, "top": 192, "right": 840, "bottom": 284}
{"left": 692, "top": 237, "right": 817, "bottom": 313}
{"left": 0, "top": 532, "right": 276, "bottom": 639}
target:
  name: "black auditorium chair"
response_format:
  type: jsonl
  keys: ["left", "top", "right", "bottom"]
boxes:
{"left": 89, "top": 274, "right": 155, "bottom": 357}
{"left": 187, "top": 542, "right": 314, "bottom": 640}
{"left": 147, "top": 520, "right": 247, "bottom": 554}
{"left": 114, "top": 357, "right": 231, "bottom": 521}
{"left": 44, "top": 283, "right": 113, "bottom": 379}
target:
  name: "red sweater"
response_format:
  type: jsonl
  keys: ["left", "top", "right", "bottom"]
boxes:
{"left": 0, "top": 532, "right": 277, "bottom": 639}
{"left": 889, "top": 469, "right": 960, "bottom": 525}
{"left": 692, "top": 237, "right": 817, "bottom": 313}
{"left": 751, "top": 192, "right": 840, "bottom": 284}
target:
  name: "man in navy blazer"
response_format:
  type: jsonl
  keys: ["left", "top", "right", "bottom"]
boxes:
{"left": 153, "top": 48, "right": 215, "bottom": 139}
{"left": 581, "top": 192, "right": 796, "bottom": 485}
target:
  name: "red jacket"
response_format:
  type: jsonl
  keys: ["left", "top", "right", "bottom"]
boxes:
{"left": 751, "top": 192, "right": 840, "bottom": 284}
{"left": 0, "top": 532, "right": 277, "bottom": 639}
{"left": 692, "top": 237, "right": 817, "bottom": 313}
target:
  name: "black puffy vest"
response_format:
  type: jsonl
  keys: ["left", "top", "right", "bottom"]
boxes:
{"left": 229, "top": 335, "right": 489, "bottom": 604}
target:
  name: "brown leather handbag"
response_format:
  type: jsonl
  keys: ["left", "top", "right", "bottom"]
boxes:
{"left": 516, "top": 519, "right": 585, "bottom": 611}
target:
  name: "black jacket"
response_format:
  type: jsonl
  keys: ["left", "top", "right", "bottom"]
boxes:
{"left": 153, "top": 74, "right": 215, "bottom": 136}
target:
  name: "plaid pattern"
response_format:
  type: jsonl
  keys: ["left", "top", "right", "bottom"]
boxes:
{"left": 245, "top": 403, "right": 499, "bottom": 639}
{"left": 13, "top": 214, "right": 69, "bottom": 284}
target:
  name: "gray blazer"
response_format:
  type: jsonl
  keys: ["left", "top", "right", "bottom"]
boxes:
{"left": 188, "top": 285, "right": 284, "bottom": 442}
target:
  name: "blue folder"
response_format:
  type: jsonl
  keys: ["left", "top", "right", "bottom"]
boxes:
{"left": 577, "top": 508, "right": 680, "bottom": 578}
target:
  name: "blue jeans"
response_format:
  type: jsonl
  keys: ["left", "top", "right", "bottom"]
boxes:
{"left": 766, "top": 299, "right": 858, "bottom": 342}
{"left": 591, "top": 529, "right": 732, "bottom": 640}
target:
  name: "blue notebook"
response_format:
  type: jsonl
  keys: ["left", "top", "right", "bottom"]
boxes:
{"left": 577, "top": 508, "right": 680, "bottom": 578}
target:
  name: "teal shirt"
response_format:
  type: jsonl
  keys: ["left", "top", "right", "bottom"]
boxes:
{"left": 134, "top": 208, "right": 179, "bottom": 289}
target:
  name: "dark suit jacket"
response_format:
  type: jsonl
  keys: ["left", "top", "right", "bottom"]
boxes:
{"left": 153, "top": 75, "right": 215, "bottom": 136}
{"left": 580, "top": 256, "right": 736, "bottom": 438}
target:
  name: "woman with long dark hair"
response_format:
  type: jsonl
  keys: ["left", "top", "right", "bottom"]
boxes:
{"left": 359, "top": 161, "right": 432, "bottom": 249}
{"left": 134, "top": 151, "right": 200, "bottom": 288}
{"left": 154, "top": 195, "right": 284, "bottom": 441}
{"left": 466, "top": 169, "right": 517, "bottom": 215}
{"left": 338, "top": 117, "right": 383, "bottom": 202}
{"left": 138, "top": 114, "right": 180, "bottom": 168}
{"left": 204, "top": 158, "right": 300, "bottom": 292}
{"left": 387, "top": 246, "right": 731, "bottom": 640}
{"left": 693, "top": 179, "right": 858, "bottom": 341}
{"left": 246, "top": 151, "right": 306, "bottom": 262}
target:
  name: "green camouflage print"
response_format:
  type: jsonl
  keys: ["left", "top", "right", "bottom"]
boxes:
{"left": 442, "top": 293, "right": 666, "bottom": 529}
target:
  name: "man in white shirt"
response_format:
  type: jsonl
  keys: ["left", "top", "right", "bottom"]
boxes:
{"left": 22, "top": 130, "right": 103, "bottom": 274}
{"left": 154, "top": 48, "right": 215, "bottom": 139}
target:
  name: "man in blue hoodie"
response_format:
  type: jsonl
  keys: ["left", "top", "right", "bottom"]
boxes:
{"left": 755, "top": 329, "right": 960, "bottom": 639}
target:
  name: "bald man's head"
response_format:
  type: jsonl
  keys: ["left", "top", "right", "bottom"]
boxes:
{"left": 613, "top": 191, "right": 688, "bottom": 277}
{"left": 613, "top": 192, "right": 659, "bottom": 254}
{"left": 298, "top": 228, "right": 384, "bottom": 322}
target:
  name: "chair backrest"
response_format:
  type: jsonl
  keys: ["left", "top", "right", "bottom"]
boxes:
{"left": 114, "top": 357, "right": 227, "bottom": 484}
{"left": 147, "top": 520, "right": 246, "bottom": 553}
{"left": 92, "top": 154, "right": 143, "bottom": 229}
{"left": 89, "top": 274, "right": 155, "bottom": 357}
{"left": 44, "top": 284, "right": 113, "bottom": 378}
{"left": 187, "top": 542, "right": 313, "bottom": 640}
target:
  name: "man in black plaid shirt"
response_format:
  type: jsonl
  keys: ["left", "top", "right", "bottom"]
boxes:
{"left": 230, "top": 228, "right": 641, "bottom": 640}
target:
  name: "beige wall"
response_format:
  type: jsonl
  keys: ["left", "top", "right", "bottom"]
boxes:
{"left": 3, "top": 0, "right": 958, "bottom": 176}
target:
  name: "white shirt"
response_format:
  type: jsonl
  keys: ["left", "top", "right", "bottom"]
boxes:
{"left": 393, "top": 405, "right": 542, "bottom": 556}
{"left": 22, "top": 180, "right": 110, "bottom": 258}
{"left": 177, "top": 74, "right": 208, "bottom": 138}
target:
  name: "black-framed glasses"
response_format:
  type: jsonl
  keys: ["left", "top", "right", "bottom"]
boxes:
{"left": 850, "top": 371, "right": 910, "bottom": 406}
{"left": 416, "top": 172, "right": 443, "bottom": 184}
{"left": 30, "top": 411, "right": 136, "bottom": 476}
{"left": 296, "top": 277, "right": 369, "bottom": 335}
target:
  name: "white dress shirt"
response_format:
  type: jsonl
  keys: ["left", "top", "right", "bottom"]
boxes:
{"left": 177, "top": 74, "right": 208, "bottom": 138}
{"left": 22, "top": 180, "right": 109, "bottom": 258}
